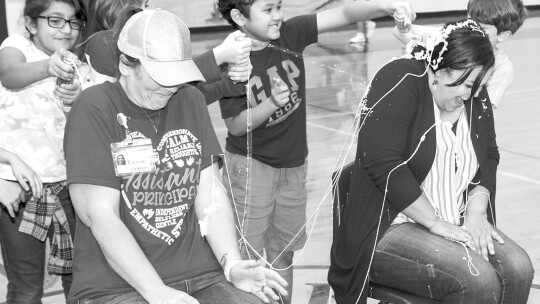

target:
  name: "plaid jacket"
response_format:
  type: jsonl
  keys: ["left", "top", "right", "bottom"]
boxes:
{"left": 18, "top": 181, "right": 74, "bottom": 274}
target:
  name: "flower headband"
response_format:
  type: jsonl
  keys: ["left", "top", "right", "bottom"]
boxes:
{"left": 411, "top": 19, "right": 486, "bottom": 70}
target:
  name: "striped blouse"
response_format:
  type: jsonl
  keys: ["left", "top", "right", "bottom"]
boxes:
{"left": 393, "top": 102, "right": 478, "bottom": 225}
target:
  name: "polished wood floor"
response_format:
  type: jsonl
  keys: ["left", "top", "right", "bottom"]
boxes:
{"left": 1, "top": 14, "right": 538, "bottom": 304}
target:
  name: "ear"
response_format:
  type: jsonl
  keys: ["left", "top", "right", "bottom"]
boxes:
{"left": 496, "top": 30, "right": 512, "bottom": 44}
{"left": 24, "top": 16, "right": 38, "bottom": 35}
{"left": 118, "top": 55, "right": 131, "bottom": 77}
{"left": 119, "top": 55, "right": 143, "bottom": 79}
{"left": 230, "top": 8, "right": 247, "bottom": 27}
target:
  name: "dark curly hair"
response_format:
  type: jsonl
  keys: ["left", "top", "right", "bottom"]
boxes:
{"left": 217, "top": 0, "right": 256, "bottom": 29}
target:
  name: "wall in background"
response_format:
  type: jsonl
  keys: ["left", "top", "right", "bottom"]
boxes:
{"left": 155, "top": 0, "right": 540, "bottom": 28}
{"left": 2, "top": 0, "right": 540, "bottom": 40}
{"left": 150, "top": 0, "right": 334, "bottom": 28}
{"left": 0, "top": 0, "right": 8, "bottom": 42}
{"left": 3, "top": 0, "right": 24, "bottom": 40}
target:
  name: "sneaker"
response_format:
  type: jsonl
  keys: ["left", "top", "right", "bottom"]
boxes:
{"left": 365, "top": 21, "right": 376, "bottom": 38}
{"left": 349, "top": 32, "right": 366, "bottom": 44}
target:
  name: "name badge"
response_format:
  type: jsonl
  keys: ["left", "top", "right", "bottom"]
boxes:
{"left": 111, "top": 138, "right": 156, "bottom": 177}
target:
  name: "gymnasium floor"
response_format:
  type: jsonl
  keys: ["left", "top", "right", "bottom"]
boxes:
{"left": 1, "top": 13, "right": 539, "bottom": 304}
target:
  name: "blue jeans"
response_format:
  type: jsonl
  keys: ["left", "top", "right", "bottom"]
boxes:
{"left": 0, "top": 186, "right": 76, "bottom": 304}
{"left": 77, "top": 270, "right": 263, "bottom": 304}
{"left": 370, "top": 223, "right": 534, "bottom": 304}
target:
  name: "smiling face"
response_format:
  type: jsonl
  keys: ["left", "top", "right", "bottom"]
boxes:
{"left": 242, "top": 0, "right": 283, "bottom": 42}
{"left": 123, "top": 63, "right": 180, "bottom": 110}
{"left": 432, "top": 67, "right": 484, "bottom": 113}
{"left": 26, "top": 1, "right": 80, "bottom": 56}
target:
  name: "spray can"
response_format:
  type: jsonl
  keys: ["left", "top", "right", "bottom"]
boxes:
{"left": 394, "top": 7, "right": 411, "bottom": 34}
{"left": 56, "top": 56, "right": 75, "bottom": 85}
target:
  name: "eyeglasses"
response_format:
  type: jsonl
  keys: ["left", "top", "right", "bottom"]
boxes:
{"left": 37, "top": 16, "right": 86, "bottom": 30}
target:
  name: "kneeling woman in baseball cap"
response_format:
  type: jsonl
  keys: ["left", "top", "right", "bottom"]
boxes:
{"left": 64, "top": 9, "right": 287, "bottom": 304}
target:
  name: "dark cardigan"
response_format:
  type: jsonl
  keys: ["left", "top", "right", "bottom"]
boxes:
{"left": 328, "top": 58, "right": 499, "bottom": 304}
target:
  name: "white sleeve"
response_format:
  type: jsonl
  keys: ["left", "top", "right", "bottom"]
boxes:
{"left": 0, "top": 33, "right": 28, "bottom": 52}
{"left": 487, "top": 50, "right": 513, "bottom": 109}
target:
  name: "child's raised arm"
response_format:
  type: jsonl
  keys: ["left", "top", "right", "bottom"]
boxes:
{"left": 317, "top": 1, "right": 415, "bottom": 34}
{"left": 0, "top": 47, "right": 74, "bottom": 90}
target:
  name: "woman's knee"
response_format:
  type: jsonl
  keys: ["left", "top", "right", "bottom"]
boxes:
{"left": 451, "top": 258, "right": 501, "bottom": 302}
{"left": 493, "top": 244, "right": 535, "bottom": 286}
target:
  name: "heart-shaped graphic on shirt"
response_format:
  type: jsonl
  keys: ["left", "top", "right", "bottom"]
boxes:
{"left": 143, "top": 209, "right": 155, "bottom": 219}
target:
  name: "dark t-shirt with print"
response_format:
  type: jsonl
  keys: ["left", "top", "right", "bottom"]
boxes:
{"left": 219, "top": 14, "right": 318, "bottom": 168}
{"left": 65, "top": 81, "right": 222, "bottom": 301}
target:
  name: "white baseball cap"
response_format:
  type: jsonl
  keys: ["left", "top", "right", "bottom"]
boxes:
{"left": 117, "top": 9, "right": 205, "bottom": 86}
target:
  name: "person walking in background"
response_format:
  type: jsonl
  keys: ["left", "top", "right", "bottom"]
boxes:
{"left": 348, "top": 0, "right": 376, "bottom": 44}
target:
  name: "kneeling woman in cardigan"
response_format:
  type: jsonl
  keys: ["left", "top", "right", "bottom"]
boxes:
{"left": 329, "top": 19, "right": 534, "bottom": 304}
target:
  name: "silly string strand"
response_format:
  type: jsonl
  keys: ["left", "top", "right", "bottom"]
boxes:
{"left": 217, "top": 40, "right": 370, "bottom": 271}
{"left": 215, "top": 28, "right": 486, "bottom": 303}
{"left": 242, "top": 75, "right": 253, "bottom": 260}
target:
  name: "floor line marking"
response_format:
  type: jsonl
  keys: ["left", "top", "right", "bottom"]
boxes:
{"left": 499, "top": 148, "right": 540, "bottom": 160}
{"left": 505, "top": 87, "right": 540, "bottom": 95}
{"left": 307, "top": 111, "right": 355, "bottom": 120}
{"left": 307, "top": 121, "right": 351, "bottom": 135}
{"left": 498, "top": 170, "right": 540, "bottom": 185}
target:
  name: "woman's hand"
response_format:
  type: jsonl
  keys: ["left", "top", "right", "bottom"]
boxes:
{"left": 0, "top": 179, "right": 24, "bottom": 217}
{"left": 429, "top": 219, "right": 476, "bottom": 251}
{"left": 464, "top": 213, "right": 504, "bottom": 260}
{"left": 8, "top": 154, "right": 42, "bottom": 198}
{"left": 230, "top": 259, "right": 288, "bottom": 304}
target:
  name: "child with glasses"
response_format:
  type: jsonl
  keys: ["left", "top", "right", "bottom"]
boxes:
{"left": 36, "top": 15, "right": 86, "bottom": 31}
{"left": 0, "top": 0, "right": 86, "bottom": 302}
